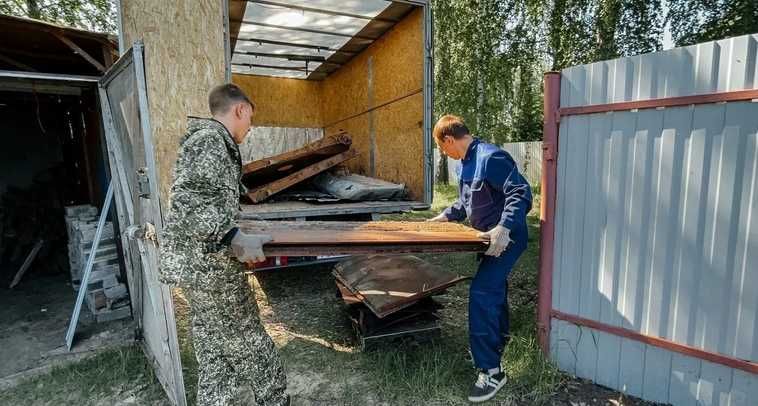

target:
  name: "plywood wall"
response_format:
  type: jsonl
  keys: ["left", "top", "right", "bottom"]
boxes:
{"left": 233, "top": 74, "right": 323, "bottom": 128}
{"left": 231, "top": 8, "right": 425, "bottom": 200}
{"left": 120, "top": 0, "right": 226, "bottom": 205}
{"left": 322, "top": 8, "right": 424, "bottom": 199}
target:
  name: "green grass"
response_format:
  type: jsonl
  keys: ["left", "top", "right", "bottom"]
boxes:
{"left": 3, "top": 183, "right": 562, "bottom": 405}
{"left": 352, "top": 210, "right": 562, "bottom": 405}
{"left": 0, "top": 346, "right": 166, "bottom": 405}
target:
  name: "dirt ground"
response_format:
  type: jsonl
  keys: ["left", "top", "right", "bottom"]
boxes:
{"left": 0, "top": 186, "right": 668, "bottom": 405}
{"left": 0, "top": 272, "right": 134, "bottom": 385}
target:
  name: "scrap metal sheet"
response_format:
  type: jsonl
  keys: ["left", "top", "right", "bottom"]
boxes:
{"left": 333, "top": 255, "right": 469, "bottom": 318}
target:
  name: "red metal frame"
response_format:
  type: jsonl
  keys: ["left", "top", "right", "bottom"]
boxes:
{"left": 559, "top": 88, "right": 758, "bottom": 117}
{"left": 537, "top": 72, "right": 561, "bottom": 355}
{"left": 552, "top": 310, "right": 758, "bottom": 375}
{"left": 539, "top": 72, "right": 758, "bottom": 371}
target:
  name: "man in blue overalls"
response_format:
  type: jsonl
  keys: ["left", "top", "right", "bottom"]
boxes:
{"left": 429, "top": 115, "right": 532, "bottom": 403}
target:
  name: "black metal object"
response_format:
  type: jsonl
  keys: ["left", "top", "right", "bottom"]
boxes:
{"left": 344, "top": 297, "right": 442, "bottom": 351}
{"left": 333, "top": 255, "right": 468, "bottom": 350}
{"left": 333, "top": 254, "right": 468, "bottom": 318}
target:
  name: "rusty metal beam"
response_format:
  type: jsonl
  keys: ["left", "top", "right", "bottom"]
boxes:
{"left": 552, "top": 310, "right": 758, "bottom": 375}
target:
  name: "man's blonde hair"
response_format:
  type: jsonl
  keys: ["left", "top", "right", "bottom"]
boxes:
{"left": 433, "top": 114, "right": 470, "bottom": 142}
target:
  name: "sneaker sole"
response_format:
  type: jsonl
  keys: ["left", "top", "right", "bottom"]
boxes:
{"left": 467, "top": 376, "right": 507, "bottom": 403}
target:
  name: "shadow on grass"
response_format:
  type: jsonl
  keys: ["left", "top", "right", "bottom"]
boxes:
{"left": 0, "top": 345, "right": 167, "bottom": 405}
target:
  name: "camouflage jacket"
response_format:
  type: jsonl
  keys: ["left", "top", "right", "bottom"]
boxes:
{"left": 159, "top": 117, "right": 245, "bottom": 286}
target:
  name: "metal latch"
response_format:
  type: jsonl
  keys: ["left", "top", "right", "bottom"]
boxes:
{"left": 136, "top": 168, "right": 150, "bottom": 198}
{"left": 125, "top": 223, "right": 158, "bottom": 244}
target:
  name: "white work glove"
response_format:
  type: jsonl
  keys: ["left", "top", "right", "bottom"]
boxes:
{"left": 230, "top": 231, "right": 272, "bottom": 263}
{"left": 477, "top": 225, "right": 511, "bottom": 257}
{"left": 427, "top": 212, "right": 449, "bottom": 222}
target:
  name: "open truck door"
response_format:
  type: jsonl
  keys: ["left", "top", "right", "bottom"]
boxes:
{"left": 98, "top": 41, "right": 187, "bottom": 406}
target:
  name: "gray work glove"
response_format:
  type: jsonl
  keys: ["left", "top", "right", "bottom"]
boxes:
{"left": 230, "top": 231, "right": 272, "bottom": 263}
{"left": 427, "top": 212, "right": 449, "bottom": 222}
{"left": 477, "top": 225, "right": 511, "bottom": 257}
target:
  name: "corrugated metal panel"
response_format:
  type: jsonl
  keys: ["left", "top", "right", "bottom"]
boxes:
{"left": 552, "top": 33, "right": 758, "bottom": 404}
{"left": 433, "top": 141, "right": 542, "bottom": 186}
{"left": 550, "top": 321, "right": 758, "bottom": 406}
{"left": 561, "top": 34, "right": 758, "bottom": 107}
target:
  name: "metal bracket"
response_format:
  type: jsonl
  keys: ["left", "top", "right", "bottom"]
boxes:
{"left": 137, "top": 167, "right": 150, "bottom": 198}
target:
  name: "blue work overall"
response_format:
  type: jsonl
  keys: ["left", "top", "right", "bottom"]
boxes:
{"left": 443, "top": 138, "right": 532, "bottom": 370}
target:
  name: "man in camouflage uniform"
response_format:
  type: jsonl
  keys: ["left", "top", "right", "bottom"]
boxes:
{"left": 160, "top": 84, "right": 288, "bottom": 406}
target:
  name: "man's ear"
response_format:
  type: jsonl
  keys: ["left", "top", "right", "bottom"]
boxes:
{"left": 233, "top": 103, "right": 244, "bottom": 119}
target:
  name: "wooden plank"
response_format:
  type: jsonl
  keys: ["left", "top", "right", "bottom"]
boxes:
{"left": 9, "top": 239, "right": 44, "bottom": 288}
{"left": 0, "top": 53, "right": 37, "bottom": 72}
{"left": 242, "top": 133, "right": 351, "bottom": 175}
{"left": 260, "top": 242, "right": 486, "bottom": 256}
{"left": 237, "top": 220, "right": 488, "bottom": 256}
{"left": 51, "top": 31, "right": 106, "bottom": 73}
{"left": 246, "top": 148, "right": 358, "bottom": 203}
{"left": 238, "top": 200, "right": 429, "bottom": 220}
{"left": 238, "top": 220, "right": 485, "bottom": 244}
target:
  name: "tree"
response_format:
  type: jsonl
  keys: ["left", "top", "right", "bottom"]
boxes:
{"left": 593, "top": 0, "right": 622, "bottom": 61}
{"left": 617, "top": 0, "right": 662, "bottom": 55}
{"left": 667, "top": 0, "right": 758, "bottom": 46}
{"left": 0, "top": 0, "right": 116, "bottom": 33}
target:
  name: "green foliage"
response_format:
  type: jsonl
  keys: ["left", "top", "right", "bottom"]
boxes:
{"left": 433, "top": 0, "right": 547, "bottom": 144}
{"left": 667, "top": 0, "right": 758, "bottom": 46}
{"left": 0, "top": 0, "right": 116, "bottom": 33}
{"left": 432, "top": 0, "right": 678, "bottom": 149}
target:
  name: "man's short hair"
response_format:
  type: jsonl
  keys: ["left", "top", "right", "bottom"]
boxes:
{"left": 208, "top": 83, "right": 255, "bottom": 116}
{"left": 433, "top": 114, "right": 470, "bottom": 142}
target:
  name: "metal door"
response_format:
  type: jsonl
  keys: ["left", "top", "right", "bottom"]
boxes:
{"left": 98, "top": 41, "right": 186, "bottom": 406}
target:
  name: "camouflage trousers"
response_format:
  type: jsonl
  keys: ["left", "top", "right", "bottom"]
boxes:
{"left": 185, "top": 272, "right": 287, "bottom": 406}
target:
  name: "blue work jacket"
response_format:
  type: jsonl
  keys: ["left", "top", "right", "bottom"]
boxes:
{"left": 443, "top": 138, "right": 532, "bottom": 234}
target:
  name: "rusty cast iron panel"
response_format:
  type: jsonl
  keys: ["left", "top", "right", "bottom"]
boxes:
{"left": 236, "top": 220, "right": 489, "bottom": 256}
{"left": 333, "top": 255, "right": 469, "bottom": 318}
